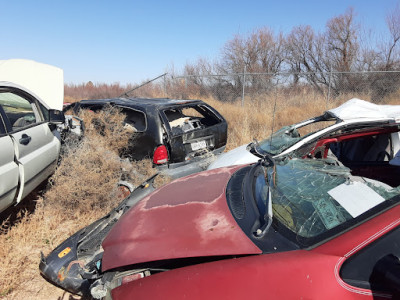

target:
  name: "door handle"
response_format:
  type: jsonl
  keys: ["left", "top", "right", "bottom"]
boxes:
{"left": 19, "top": 134, "right": 32, "bottom": 145}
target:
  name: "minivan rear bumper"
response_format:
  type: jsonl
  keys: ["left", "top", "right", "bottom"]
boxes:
{"left": 157, "top": 146, "right": 225, "bottom": 178}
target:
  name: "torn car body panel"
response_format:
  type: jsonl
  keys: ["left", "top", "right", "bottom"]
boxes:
{"left": 0, "top": 135, "right": 19, "bottom": 210}
{"left": 101, "top": 166, "right": 261, "bottom": 271}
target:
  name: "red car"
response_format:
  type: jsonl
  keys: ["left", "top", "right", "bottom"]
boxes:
{"left": 40, "top": 110, "right": 400, "bottom": 299}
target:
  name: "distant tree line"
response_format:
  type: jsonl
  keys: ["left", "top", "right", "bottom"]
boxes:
{"left": 65, "top": 6, "right": 400, "bottom": 103}
{"left": 179, "top": 7, "right": 400, "bottom": 102}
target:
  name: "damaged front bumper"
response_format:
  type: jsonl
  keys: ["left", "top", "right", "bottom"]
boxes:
{"left": 39, "top": 226, "right": 94, "bottom": 295}
{"left": 39, "top": 175, "right": 157, "bottom": 296}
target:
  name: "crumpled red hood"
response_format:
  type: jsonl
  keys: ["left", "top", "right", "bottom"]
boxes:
{"left": 102, "top": 166, "right": 261, "bottom": 271}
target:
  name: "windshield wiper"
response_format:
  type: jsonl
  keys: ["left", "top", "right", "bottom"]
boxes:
{"left": 247, "top": 139, "right": 275, "bottom": 166}
{"left": 254, "top": 188, "right": 273, "bottom": 237}
{"left": 253, "top": 164, "right": 274, "bottom": 238}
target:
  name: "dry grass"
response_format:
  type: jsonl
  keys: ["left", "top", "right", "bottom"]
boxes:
{"left": 202, "top": 92, "right": 340, "bottom": 151}
{"left": 0, "top": 92, "right": 398, "bottom": 299}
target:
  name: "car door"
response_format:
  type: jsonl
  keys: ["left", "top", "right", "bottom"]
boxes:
{"left": 340, "top": 225, "right": 400, "bottom": 297}
{"left": 0, "top": 111, "right": 19, "bottom": 212}
{"left": 0, "top": 88, "right": 61, "bottom": 203}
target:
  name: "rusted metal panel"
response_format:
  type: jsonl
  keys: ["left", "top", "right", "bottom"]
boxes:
{"left": 101, "top": 166, "right": 261, "bottom": 271}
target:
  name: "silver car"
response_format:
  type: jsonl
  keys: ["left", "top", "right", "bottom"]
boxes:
{"left": 0, "top": 59, "right": 65, "bottom": 213}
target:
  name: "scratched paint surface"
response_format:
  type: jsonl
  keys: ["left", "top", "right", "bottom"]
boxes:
{"left": 102, "top": 166, "right": 261, "bottom": 271}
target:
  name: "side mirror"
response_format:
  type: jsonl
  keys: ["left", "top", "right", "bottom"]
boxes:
{"left": 49, "top": 109, "right": 65, "bottom": 124}
{"left": 370, "top": 254, "right": 400, "bottom": 296}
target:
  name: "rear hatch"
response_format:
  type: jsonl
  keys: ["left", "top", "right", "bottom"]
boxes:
{"left": 160, "top": 102, "right": 227, "bottom": 164}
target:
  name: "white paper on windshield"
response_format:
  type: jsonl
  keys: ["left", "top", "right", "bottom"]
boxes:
{"left": 328, "top": 182, "right": 385, "bottom": 218}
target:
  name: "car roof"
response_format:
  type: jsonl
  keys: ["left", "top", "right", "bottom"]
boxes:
{"left": 77, "top": 97, "right": 204, "bottom": 109}
{"left": 326, "top": 98, "right": 400, "bottom": 122}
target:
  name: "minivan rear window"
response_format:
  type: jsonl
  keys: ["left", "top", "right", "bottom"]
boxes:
{"left": 162, "top": 105, "right": 221, "bottom": 135}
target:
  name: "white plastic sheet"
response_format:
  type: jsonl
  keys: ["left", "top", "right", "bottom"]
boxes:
{"left": 328, "top": 182, "right": 385, "bottom": 218}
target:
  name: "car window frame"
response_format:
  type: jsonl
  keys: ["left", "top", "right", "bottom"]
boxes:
{"left": 117, "top": 105, "right": 148, "bottom": 132}
{"left": 198, "top": 103, "right": 226, "bottom": 123}
{"left": 159, "top": 103, "right": 222, "bottom": 135}
{"left": 0, "top": 87, "right": 46, "bottom": 133}
{"left": 275, "top": 119, "right": 395, "bottom": 159}
{"left": 0, "top": 106, "right": 8, "bottom": 136}
{"left": 339, "top": 225, "right": 400, "bottom": 292}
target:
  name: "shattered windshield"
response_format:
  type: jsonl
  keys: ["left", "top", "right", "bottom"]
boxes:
{"left": 257, "top": 117, "right": 337, "bottom": 156}
{"left": 257, "top": 126, "right": 302, "bottom": 156}
{"left": 267, "top": 159, "right": 400, "bottom": 240}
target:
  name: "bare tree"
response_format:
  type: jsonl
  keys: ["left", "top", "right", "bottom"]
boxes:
{"left": 286, "top": 25, "right": 329, "bottom": 93}
{"left": 216, "top": 27, "right": 285, "bottom": 100}
{"left": 364, "top": 4, "right": 400, "bottom": 101}
{"left": 182, "top": 58, "right": 215, "bottom": 97}
{"left": 383, "top": 4, "right": 400, "bottom": 70}
{"left": 326, "top": 8, "right": 359, "bottom": 72}
{"left": 285, "top": 8, "right": 360, "bottom": 96}
{"left": 173, "top": 6, "right": 400, "bottom": 103}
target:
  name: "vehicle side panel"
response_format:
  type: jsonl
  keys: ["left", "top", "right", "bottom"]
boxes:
{"left": 313, "top": 203, "right": 400, "bottom": 257}
{"left": 111, "top": 250, "right": 382, "bottom": 299}
{"left": 0, "top": 135, "right": 19, "bottom": 211}
{"left": 11, "top": 124, "right": 60, "bottom": 200}
{"left": 126, "top": 106, "right": 162, "bottom": 160}
{"left": 120, "top": 106, "right": 160, "bottom": 160}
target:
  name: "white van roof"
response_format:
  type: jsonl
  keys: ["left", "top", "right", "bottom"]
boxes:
{"left": 0, "top": 59, "right": 63, "bottom": 110}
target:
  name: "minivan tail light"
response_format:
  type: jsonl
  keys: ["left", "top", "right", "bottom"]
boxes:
{"left": 153, "top": 145, "right": 168, "bottom": 164}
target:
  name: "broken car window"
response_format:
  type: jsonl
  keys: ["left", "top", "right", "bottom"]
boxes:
{"left": 121, "top": 108, "right": 146, "bottom": 132}
{"left": 163, "top": 105, "right": 221, "bottom": 135}
{"left": 268, "top": 159, "right": 400, "bottom": 239}
{"left": 257, "top": 117, "right": 337, "bottom": 156}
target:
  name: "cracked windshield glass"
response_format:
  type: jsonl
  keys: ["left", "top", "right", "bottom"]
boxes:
{"left": 258, "top": 118, "right": 337, "bottom": 156}
{"left": 268, "top": 159, "right": 400, "bottom": 239}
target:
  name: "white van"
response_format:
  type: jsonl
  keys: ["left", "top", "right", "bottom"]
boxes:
{"left": 0, "top": 59, "right": 64, "bottom": 212}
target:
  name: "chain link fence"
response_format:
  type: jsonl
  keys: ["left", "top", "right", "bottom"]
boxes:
{"left": 131, "top": 71, "right": 400, "bottom": 106}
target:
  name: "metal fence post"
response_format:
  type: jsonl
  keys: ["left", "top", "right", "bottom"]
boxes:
{"left": 326, "top": 64, "right": 332, "bottom": 109}
{"left": 242, "top": 65, "right": 246, "bottom": 107}
{"left": 163, "top": 74, "right": 167, "bottom": 98}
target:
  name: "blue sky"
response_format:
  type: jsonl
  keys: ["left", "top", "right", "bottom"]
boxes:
{"left": 2, "top": 0, "right": 398, "bottom": 85}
